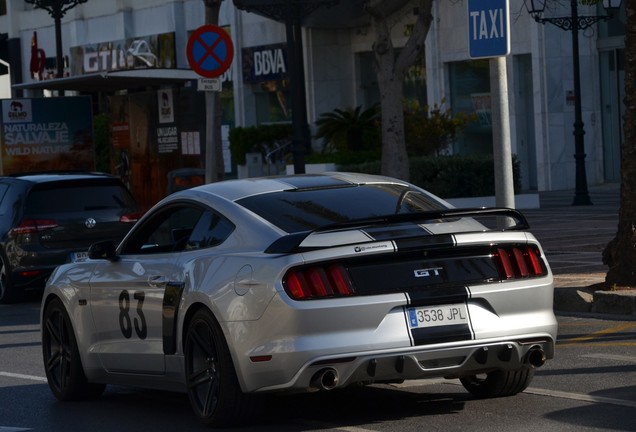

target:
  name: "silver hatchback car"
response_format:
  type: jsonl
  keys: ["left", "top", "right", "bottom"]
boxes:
{"left": 41, "top": 173, "right": 557, "bottom": 427}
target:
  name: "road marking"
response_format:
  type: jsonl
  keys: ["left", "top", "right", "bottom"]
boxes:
{"left": 392, "top": 380, "right": 636, "bottom": 409}
{"left": 559, "top": 322, "right": 636, "bottom": 345}
{"left": 558, "top": 342, "right": 636, "bottom": 348}
{"left": 0, "top": 427, "right": 32, "bottom": 431}
{"left": 525, "top": 387, "right": 636, "bottom": 409}
{"left": 0, "top": 372, "right": 47, "bottom": 382}
{"left": 291, "top": 421, "right": 376, "bottom": 432}
{"left": 581, "top": 353, "right": 636, "bottom": 363}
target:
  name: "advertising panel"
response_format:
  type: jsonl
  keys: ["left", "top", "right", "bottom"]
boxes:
{"left": 70, "top": 33, "right": 176, "bottom": 75}
{"left": 0, "top": 96, "right": 94, "bottom": 174}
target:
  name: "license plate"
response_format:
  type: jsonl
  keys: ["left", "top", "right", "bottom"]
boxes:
{"left": 407, "top": 303, "right": 469, "bottom": 329}
{"left": 69, "top": 251, "right": 89, "bottom": 262}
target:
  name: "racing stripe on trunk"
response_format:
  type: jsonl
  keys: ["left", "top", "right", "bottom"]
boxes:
{"left": 407, "top": 285, "right": 470, "bottom": 307}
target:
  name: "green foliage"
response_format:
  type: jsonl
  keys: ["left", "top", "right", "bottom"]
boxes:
{"left": 314, "top": 104, "right": 381, "bottom": 154}
{"left": 404, "top": 100, "right": 477, "bottom": 157}
{"left": 228, "top": 124, "right": 292, "bottom": 165}
{"left": 93, "top": 113, "right": 111, "bottom": 173}
{"left": 341, "top": 155, "right": 521, "bottom": 199}
{"left": 306, "top": 148, "right": 381, "bottom": 165}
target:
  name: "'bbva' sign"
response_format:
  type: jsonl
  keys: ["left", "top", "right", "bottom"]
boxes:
{"left": 242, "top": 43, "right": 288, "bottom": 83}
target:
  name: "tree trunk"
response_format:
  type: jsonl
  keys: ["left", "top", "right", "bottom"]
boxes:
{"left": 603, "top": 3, "right": 636, "bottom": 286}
{"left": 367, "top": 0, "right": 433, "bottom": 182}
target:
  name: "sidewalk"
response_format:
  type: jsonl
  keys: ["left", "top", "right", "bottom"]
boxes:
{"left": 521, "top": 183, "right": 636, "bottom": 318}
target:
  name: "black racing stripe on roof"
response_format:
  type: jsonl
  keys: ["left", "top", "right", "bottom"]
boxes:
{"left": 362, "top": 223, "right": 432, "bottom": 241}
{"left": 276, "top": 175, "right": 353, "bottom": 190}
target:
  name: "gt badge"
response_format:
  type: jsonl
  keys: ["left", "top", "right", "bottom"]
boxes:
{"left": 414, "top": 267, "right": 443, "bottom": 278}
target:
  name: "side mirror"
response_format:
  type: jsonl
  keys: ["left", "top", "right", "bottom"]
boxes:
{"left": 88, "top": 241, "right": 119, "bottom": 261}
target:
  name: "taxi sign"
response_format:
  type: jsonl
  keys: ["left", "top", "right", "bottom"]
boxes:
{"left": 468, "top": 0, "right": 510, "bottom": 58}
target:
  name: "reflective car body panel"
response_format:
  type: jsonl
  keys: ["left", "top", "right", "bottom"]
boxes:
{"left": 0, "top": 172, "right": 140, "bottom": 302}
{"left": 42, "top": 172, "right": 558, "bottom": 399}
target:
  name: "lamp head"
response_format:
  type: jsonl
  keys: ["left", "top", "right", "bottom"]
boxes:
{"left": 603, "top": 0, "right": 622, "bottom": 10}
{"left": 525, "top": 0, "right": 546, "bottom": 17}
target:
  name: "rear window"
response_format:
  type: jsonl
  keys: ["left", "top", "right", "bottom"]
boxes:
{"left": 237, "top": 184, "right": 446, "bottom": 233}
{"left": 26, "top": 181, "right": 137, "bottom": 215}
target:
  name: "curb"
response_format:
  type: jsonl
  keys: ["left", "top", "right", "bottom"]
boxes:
{"left": 591, "top": 290, "right": 636, "bottom": 316}
{"left": 554, "top": 286, "right": 636, "bottom": 318}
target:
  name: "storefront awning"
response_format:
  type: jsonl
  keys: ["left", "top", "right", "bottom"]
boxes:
{"left": 12, "top": 68, "right": 200, "bottom": 93}
{"left": 232, "top": 0, "right": 411, "bottom": 28}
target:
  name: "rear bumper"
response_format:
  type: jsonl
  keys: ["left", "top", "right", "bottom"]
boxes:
{"left": 249, "top": 336, "right": 554, "bottom": 393}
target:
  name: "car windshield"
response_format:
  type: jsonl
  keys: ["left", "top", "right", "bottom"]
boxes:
{"left": 26, "top": 183, "right": 137, "bottom": 214}
{"left": 237, "top": 183, "right": 446, "bottom": 233}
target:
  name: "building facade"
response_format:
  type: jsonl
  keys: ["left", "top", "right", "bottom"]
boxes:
{"left": 0, "top": 0, "right": 627, "bottom": 205}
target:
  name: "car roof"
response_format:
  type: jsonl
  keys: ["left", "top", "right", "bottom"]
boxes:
{"left": 2, "top": 171, "right": 118, "bottom": 184}
{"left": 183, "top": 172, "right": 412, "bottom": 202}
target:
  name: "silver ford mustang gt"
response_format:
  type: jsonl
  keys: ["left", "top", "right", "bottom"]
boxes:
{"left": 41, "top": 173, "right": 557, "bottom": 427}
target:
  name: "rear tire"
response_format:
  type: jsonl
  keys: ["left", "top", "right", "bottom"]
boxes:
{"left": 0, "top": 254, "right": 21, "bottom": 304}
{"left": 42, "top": 297, "right": 105, "bottom": 400}
{"left": 460, "top": 368, "right": 534, "bottom": 398}
{"left": 184, "top": 309, "right": 252, "bottom": 427}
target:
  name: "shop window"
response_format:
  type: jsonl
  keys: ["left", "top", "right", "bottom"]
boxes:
{"left": 597, "top": 3, "right": 625, "bottom": 39}
{"left": 0, "top": 0, "right": 5, "bottom": 16}
{"left": 255, "top": 80, "right": 292, "bottom": 124}
{"left": 448, "top": 60, "right": 492, "bottom": 156}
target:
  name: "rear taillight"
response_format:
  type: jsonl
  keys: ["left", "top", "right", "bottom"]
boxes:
{"left": 10, "top": 219, "right": 59, "bottom": 235}
{"left": 120, "top": 212, "right": 144, "bottom": 223}
{"left": 493, "top": 245, "right": 546, "bottom": 280}
{"left": 283, "top": 264, "right": 355, "bottom": 300}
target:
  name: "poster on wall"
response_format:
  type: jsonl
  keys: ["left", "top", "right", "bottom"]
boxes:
{"left": 0, "top": 97, "right": 94, "bottom": 175}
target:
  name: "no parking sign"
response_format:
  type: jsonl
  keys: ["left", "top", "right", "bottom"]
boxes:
{"left": 186, "top": 25, "right": 234, "bottom": 78}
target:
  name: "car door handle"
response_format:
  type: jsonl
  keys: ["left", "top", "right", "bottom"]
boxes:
{"left": 147, "top": 275, "right": 167, "bottom": 288}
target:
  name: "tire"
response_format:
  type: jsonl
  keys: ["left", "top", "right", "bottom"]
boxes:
{"left": 184, "top": 309, "right": 252, "bottom": 427}
{"left": 41, "top": 297, "right": 106, "bottom": 401}
{"left": 460, "top": 368, "right": 534, "bottom": 398}
{"left": 0, "top": 254, "right": 21, "bottom": 304}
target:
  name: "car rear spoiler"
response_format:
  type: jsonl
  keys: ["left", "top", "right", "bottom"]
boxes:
{"left": 265, "top": 207, "right": 530, "bottom": 254}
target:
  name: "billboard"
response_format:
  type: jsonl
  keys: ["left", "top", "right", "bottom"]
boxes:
{"left": 0, "top": 96, "right": 94, "bottom": 175}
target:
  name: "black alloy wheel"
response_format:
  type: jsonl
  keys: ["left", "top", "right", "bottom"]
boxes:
{"left": 184, "top": 309, "right": 252, "bottom": 427}
{"left": 42, "top": 297, "right": 105, "bottom": 400}
{"left": 0, "top": 254, "right": 19, "bottom": 304}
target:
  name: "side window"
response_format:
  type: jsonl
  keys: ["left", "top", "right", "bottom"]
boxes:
{"left": 0, "top": 183, "right": 11, "bottom": 215}
{"left": 121, "top": 205, "right": 203, "bottom": 254}
{"left": 185, "top": 210, "right": 235, "bottom": 250}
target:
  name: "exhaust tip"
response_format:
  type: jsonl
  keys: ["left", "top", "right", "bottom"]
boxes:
{"left": 310, "top": 368, "right": 339, "bottom": 391}
{"left": 526, "top": 347, "right": 546, "bottom": 368}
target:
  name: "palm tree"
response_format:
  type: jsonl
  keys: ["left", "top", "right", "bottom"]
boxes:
{"left": 314, "top": 105, "right": 380, "bottom": 153}
{"left": 603, "top": 2, "right": 636, "bottom": 287}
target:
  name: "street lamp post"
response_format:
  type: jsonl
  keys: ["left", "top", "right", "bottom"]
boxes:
{"left": 525, "top": 0, "right": 622, "bottom": 205}
{"left": 25, "top": 0, "right": 88, "bottom": 79}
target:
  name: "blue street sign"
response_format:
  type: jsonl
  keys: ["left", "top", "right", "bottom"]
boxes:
{"left": 468, "top": 0, "right": 510, "bottom": 59}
